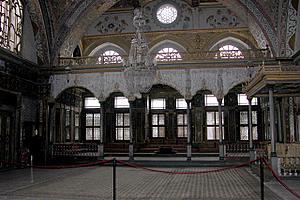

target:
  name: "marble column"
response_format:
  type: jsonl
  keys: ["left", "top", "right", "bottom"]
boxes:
{"left": 186, "top": 99, "right": 192, "bottom": 161}
{"left": 269, "top": 88, "right": 278, "bottom": 172}
{"left": 144, "top": 95, "right": 149, "bottom": 142}
{"left": 289, "top": 97, "right": 295, "bottom": 142}
{"left": 129, "top": 100, "right": 134, "bottom": 161}
{"left": 248, "top": 97, "right": 255, "bottom": 161}
{"left": 99, "top": 101, "right": 105, "bottom": 159}
{"left": 218, "top": 98, "right": 225, "bottom": 160}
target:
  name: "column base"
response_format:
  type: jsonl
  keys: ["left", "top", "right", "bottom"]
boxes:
{"left": 219, "top": 143, "right": 225, "bottom": 161}
{"left": 271, "top": 154, "right": 279, "bottom": 174}
{"left": 187, "top": 144, "right": 192, "bottom": 161}
{"left": 98, "top": 144, "right": 104, "bottom": 159}
{"left": 249, "top": 149, "right": 256, "bottom": 161}
{"left": 129, "top": 144, "right": 134, "bottom": 161}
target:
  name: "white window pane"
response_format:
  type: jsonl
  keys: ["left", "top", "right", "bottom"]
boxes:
{"left": 252, "top": 97, "right": 258, "bottom": 105}
{"left": 123, "top": 113, "right": 130, "bottom": 126}
{"left": 240, "top": 111, "right": 248, "bottom": 124}
{"left": 116, "top": 128, "right": 123, "bottom": 140}
{"left": 252, "top": 111, "right": 257, "bottom": 124}
{"left": 207, "top": 127, "right": 215, "bottom": 140}
{"left": 86, "top": 128, "right": 93, "bottom": 140}
{"left": 240, "top": 127, "right": 248, "bottom": 140}
{"left": 238, "top": 94, "right": 249, "bottom": 105}
{"left": 94, "top": 128, "right": 100, "bottom": 140}
{"left": 207, "top": 112, "right": 215, "bottom": 125}
{"left": 152, "top": 127, "right": 158, "bottom": 137}
{"left": 94, "top": 113, "right": 100, "bottom": 126}
{"left": 152, "top": 114, "right": 158, "bottom": 125}
{"left": 253, "top": 126, "right": 258, "bottom": 140}
{"left": 115, "top": 97, "right": 130, "bottom": 108}
{"left": 177, "top": 114, "right": 184, "bottom": 125}
{"left": 86, "top": 114, "right": 93, "bottom": 126}
{"left": 151, "top": 98, "right": 166, "bottom": 109}
{"left": 75, "top": 113, "right": 80, "bottom": 126}
{"left": 159, "top": 114, "right": 165, "bottom": 125}
{"left": 65, "top": 110, "right": 70, "bottom": 126}
{"left": 75, "top": 128, "right": 79, "bottom": 140}
{"left": 159, "top": 127, "right": 165, "bottom": 137}
{"left": 177, "top": 127, "right": 187, "bottom": 137}
{"left": 205, "top": 95, "right": 224, "bottom": 106}
{"left": 176, "top": 99, "right": 187, "bottom": 109}
{"left": 124, "top": 128, "right": 130, "bottom": 140}
{"left": 85, "top": 97, "right": 100, "bottom": 108}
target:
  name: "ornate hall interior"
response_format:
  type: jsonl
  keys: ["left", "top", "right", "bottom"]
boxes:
{"left": 0, "top": 0, "right": 300, "bottom": 173}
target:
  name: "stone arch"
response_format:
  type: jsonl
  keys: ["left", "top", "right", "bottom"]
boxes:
{"left": 149, "top": 35, "right": 191, "bottom": 53}
{"left": 84, "top": 41, "right": 129, "bottom": 57}
{"left": 206, "top": 33, "right": 257, "bottom": 51}
{"left": 25, "top": 0, "right": 50, "bottom": 64}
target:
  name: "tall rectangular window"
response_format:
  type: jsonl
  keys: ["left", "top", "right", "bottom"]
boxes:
{"left": 115, "top": 113, "right": 130, "bottom": 140}
{"left": 85, "top": 113, "right": 100, "bottom": 140}
{"left": 75, "top": 113, "right": 80, "bottom": 140}
{"left": 206, "top": 111, "right": 224, "bottom": 140}
{"left": 177, "top": 114, "right": 187, "bottom": 137}
{"left": 152, "top": 114, "right": 165, "bottom": 137}
{"left": 65, "top": 110, "right": 70, "bottom": 140}
{"left": 240, "top": 111, "right": 258, "bottom": 140}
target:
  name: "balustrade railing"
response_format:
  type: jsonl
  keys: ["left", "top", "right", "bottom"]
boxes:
{"left": 51, "top": 143, "right": 99, "bottom": 157}
{"left": 225, "top": 142, "right": 268, "bottom": 153}
{"left": 58, "top": 49, "right": 271, "bottom": 67}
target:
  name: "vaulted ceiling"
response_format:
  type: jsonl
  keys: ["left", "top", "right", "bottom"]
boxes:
{"left": 24, "top": 0, "right": 290, "bottom": 66}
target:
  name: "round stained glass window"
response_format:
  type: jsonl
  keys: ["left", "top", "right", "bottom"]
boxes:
{"left": 156, "top": 4, "right": 177, "bottom": 24}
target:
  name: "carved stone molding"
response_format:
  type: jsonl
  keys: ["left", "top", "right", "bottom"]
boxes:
{"left": 50, "top": 67, "right": 254, "bottom": 101}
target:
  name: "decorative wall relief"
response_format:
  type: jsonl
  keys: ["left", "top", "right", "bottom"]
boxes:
{"left": 286, "top": 0, "right": 298, "bottom": 56}
{"left": 206, "top": 9, "right": 239, "bottom": 28}
{"left": 95, "top": 15, "right": 129, "bottom": 34}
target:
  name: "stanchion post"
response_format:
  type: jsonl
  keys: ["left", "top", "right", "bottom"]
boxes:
{"left": 113, "top": 158, "right": 116, "bottom": 200}
{"left": 260, "top": 157, "right": 264, "bottom": 200}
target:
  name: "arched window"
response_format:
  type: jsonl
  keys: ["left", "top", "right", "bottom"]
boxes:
{"left": 215, "top": 45, "right": 244, "bottom": 59}
{"left": 98, "top": 50, "right": 123, "bottom": 64}
{"left": 0, "top": 0, "right": 23, "bottom": 53}
{"left": 155, "top": 47, "right": 182, "bottom": 61}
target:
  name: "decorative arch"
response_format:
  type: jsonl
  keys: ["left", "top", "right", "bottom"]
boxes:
{"left": 209, "top": 36, "right": 251, "bottom": 51}
{"left": 88, "top": 42, "right": 127, "bottom": 57}
{"left": 26, "top": 0, "right": 50, "bottom": 64}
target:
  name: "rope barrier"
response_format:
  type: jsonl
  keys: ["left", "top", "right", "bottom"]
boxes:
{"left": 117, "top": 159, "right": 259, "bottom": 175}
{"left": 33, "top": 159, "right": 113, "bottom": 169}
{"left": 262, "top": 158, "right": 300, "bottom": 200}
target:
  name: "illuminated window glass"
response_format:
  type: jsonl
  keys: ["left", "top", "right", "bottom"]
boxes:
{"left": 238, "top": 94, "right": 258, "bottom": 106}
{"left": 114, "top": 97, "right": 130, "bottom": 108}
{"left": 152, "top": 114, "right": 165, "bottom": 138}
{"left": 205, "top": 95, "right": 224, "bottom": 106}
{"left": 151, "top": 98, "right": 166, "bottom": 109}
{"left": 98, "top": 50, "right": 123, "bottom": 64}
{"left": 239, "top": 111, "right": 258, "bottom": 140}
{"left": 215, "top": 45, "right": 244, "bottom": 59}
{"left": 176, "top": 98, "right": 187, "bottom": 109}
{"left": 0, "top": 0, "right": 23, "bottom": 53}
{"left": 177, "top": 114, "right": 187, "bottom": 137}
{"left": 155, "top": 47, "right": 182, "bottom": 61}
{"left": 85, "top": 97, "right": 100, "bottom": 108}
{"left": 206, "top": 111, "right": 224, "bottom": 140}
{"left": 156, "top": 4, "right": 177, "bottom": 24}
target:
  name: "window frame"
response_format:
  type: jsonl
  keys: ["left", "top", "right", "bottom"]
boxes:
{"left": 0, "top": 0, "right": 23, "bottom": 53}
